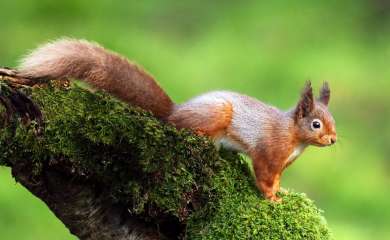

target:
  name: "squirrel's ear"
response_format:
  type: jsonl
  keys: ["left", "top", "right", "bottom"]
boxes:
{"left": 318, "top": 81, "right": 330, "bottom": 106}
{"left": 294, "top": 81, "right": 314, "bottom": 120}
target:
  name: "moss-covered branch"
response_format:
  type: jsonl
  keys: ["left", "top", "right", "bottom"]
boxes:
{"left": 0, "top": 77, "right": 331, "bottom": 239}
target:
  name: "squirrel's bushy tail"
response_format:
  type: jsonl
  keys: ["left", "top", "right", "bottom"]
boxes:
{"left": 18, "top": 38, "right": 174, "bottom": 119}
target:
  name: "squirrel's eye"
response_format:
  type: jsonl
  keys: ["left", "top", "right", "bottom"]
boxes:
{"left": 311, "top": 119, "right": 322, "bottom": 130}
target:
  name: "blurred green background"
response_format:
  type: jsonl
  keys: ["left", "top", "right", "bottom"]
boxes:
{"left": 1, "top": 0, "right": 389, "bottom": 239}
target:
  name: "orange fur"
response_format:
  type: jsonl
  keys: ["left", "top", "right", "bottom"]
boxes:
{"left": 168, "top": 102, "right": 233, "bottom": 138}
{"left": 203, "top": 102, "right": 233, "bottom": 137}
{"left": 18, "top": 39, "right": 174, "bottom": 119}
{"left": 248, "top": 121, "right": 295, "bottom": 201}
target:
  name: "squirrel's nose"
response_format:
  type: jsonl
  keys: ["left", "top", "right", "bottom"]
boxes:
{"left": 330, "top": 136, "right": 337, "bottom": 145}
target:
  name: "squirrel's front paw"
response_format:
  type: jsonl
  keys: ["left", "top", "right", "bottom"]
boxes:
{"left": 279, "top": 187, "right": 289, "bottom": 194}
{"left": 265, "top": 194, "right": 282, "bottom": 203}
{"left": 271, "top": 195, "right": 282, "bottom": 203}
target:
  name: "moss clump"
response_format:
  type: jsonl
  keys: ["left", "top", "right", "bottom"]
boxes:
{"left": 0, "top": 83, "right": 331, "bottom": 239}
{"left": 187, "top": 152, "right": 330, "bottom": 239}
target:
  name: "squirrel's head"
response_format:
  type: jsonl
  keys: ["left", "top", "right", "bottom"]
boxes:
{"left": 293, "top": 81, "right": 337, "bottom": 147}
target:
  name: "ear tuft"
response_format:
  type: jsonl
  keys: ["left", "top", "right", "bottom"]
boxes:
{"left": 294, "top": 81, "right": 314, "bottom": 121}
{"left": 318, "top": 81, "right": 330, "bottom": 106}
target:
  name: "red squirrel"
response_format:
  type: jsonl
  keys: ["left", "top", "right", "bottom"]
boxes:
{"left": 14, "top": 39, "right": 337, "bottom": 202}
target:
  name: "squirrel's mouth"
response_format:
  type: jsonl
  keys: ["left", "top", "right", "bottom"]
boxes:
{"left": 312, "top": 135, "right": 337, "bottom": 147}
{"left": 312, "top": 142, "right": 335, "bottom": 147}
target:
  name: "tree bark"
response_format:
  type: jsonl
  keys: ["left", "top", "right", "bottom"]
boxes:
{"left": 11, "top": 163, "right": 160, "bottom": 240}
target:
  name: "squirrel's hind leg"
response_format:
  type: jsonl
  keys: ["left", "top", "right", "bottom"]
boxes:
{"left": 168, "top": 101, "right": 233, "bottom": 139}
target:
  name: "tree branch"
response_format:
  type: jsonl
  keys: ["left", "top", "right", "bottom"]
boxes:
{"left": 0, "top": 71, "right": 332, "bottom": 239}
{"left": 11, "top": 163, "right": 159, "bottom": 240}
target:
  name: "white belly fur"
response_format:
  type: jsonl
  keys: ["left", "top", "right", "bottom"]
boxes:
{"left": 214, "top": 136, "right": 246, "bottom": 152}
{"left": 287, "top": 144, "right": 307, "bottom": 163}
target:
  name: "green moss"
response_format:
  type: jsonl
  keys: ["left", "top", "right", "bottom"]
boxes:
{"left": 187, "top": 152, "right": 331, "bottom": 239}
{"left": 0, "top": 83, "right": 331, "bottom": 239}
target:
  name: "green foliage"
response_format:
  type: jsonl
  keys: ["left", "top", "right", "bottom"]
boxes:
{"left": 0, "top": 84, "right": 331, "bottom": 239}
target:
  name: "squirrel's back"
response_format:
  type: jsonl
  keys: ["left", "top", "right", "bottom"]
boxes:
{"left": 169, "top": 91, "right": 289, "bottom": 152}
{"left": 18, "top": 39, "right": 174, "bottom": 119}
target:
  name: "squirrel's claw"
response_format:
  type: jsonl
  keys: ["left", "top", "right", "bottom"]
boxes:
{"left": 269, "top": 195, "right": 282, "bottom": 203}
{"left": 0, "top": 67, "right": 36, "bottom": 87}
{"left": 279, "top": 187, "right": 289, "bottom": 194}
{"left": 0, "top": 67, "right": 18, "bottom": 77}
